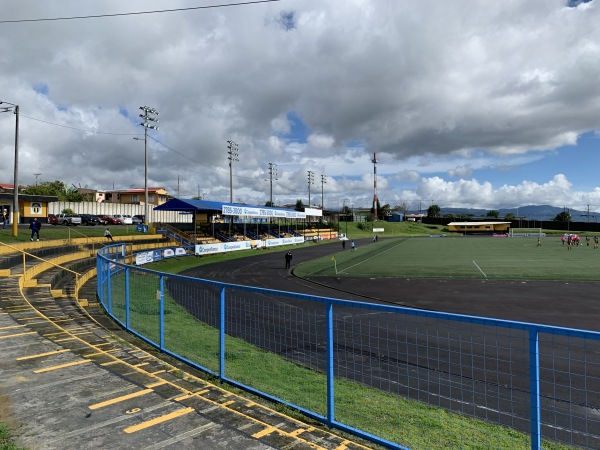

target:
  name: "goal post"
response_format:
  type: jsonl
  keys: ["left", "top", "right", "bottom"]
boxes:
{"left": 509, "top": 228, "right": 545, "bottom": 238}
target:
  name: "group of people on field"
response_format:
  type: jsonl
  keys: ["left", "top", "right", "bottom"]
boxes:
{"left": 562, "top": 233, "right": 598, "bottom": 250}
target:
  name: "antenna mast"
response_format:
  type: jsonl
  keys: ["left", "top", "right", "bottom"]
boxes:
{"left": 371, "top": 152, "right": 378, "bottom": 219}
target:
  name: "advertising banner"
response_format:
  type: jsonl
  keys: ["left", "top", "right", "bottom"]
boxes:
{"left": 265, "top": 236, "right": 304, "bottom": 248}
{"left": 195, "top": 240, "right": 252, "bottom": 255}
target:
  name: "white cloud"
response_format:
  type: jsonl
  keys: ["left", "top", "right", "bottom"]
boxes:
{"left": 0, "top": 0, "right": 599, "bottom": 210}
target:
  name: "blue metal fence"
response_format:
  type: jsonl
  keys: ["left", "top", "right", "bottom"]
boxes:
{"left": 97, "top": 244, "right": 600, "bottom": 449}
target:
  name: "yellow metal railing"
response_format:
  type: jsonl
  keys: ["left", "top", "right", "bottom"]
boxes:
{"left": 0, "top": 242, "right": 82, "bottom": 301}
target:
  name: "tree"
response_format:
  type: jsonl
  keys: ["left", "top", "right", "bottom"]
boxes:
{"left": 295, "top": 199, "right": 305, "bottom": 212}
{"left": 503, "top": 212, "right": 516, "bottom": 221}
{"left": 553, "top": 211, "right": 571, "bottom": 222}
{"left": 21, "top": 180, "right": 83, "bottom": 202}
{"left": 394, "top": 202, "right": 409, "bottom": 218}
{"left": 379, "top": 203, "right": 391, "bottom": 219}
{"left": 427, "top": 204, "right": 441, "bottom": 218}
{"left": 486, "top": 210, "right": 499, "bottom": 218}
{"left": 264, "top": 201, "right": 275, "bottom": 207}
{"left": 370, "top": 199, "right": 384, "bottom": 219}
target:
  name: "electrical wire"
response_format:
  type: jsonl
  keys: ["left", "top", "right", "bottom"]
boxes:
{"left": 18, "top": 110, "right": 307, "bottom": 195}
{"left": 20, "top": 114, "right": 139, "bottom": 136}
{"left": 0, "top": 0, "right": 281, "bottom": 24}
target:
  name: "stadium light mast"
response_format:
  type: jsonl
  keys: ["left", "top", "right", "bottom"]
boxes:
{"left": 227, "top": 140, "right": 239, "bottom": 204}
{"left": 0, "top": 101, "right": 19, "bottom": 237}
{"left": 139, "top": 106, "right": 159, "bottom": 224}
{"left": 227, "top": 140, "right": 239, "bottom": 237}
{"left": 268, "top": 163, "right": 278, "bottom": 206}
{"left": 371, "top": 152, "right": 378, "bottom": 220}
{"left": 307, "top": 170, "right": 314, "bottom": 207}
{"left": 320, "top": 174, "right": 327, "bottom": 210}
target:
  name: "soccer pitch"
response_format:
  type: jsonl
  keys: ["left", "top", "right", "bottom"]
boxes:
{"left": 294, "top": 236, "right": 600, "bottom": 281}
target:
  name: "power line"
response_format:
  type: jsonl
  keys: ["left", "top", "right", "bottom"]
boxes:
{"left": 20, "top": 114, "right": 138, "bottom": 136}
{"left": 0, "top": 0, "right": 281, "bottom": 24}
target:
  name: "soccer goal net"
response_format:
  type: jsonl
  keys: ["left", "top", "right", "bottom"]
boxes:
{"left": 509, "top": 228, "right": 545, "bottom": 237}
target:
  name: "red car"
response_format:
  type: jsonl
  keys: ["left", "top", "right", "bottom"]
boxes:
{"left": 97, "top": 214, "right": 121, "bottom": 225}
{"left": 48, "top": 214, "right": 58, "bottom": 225}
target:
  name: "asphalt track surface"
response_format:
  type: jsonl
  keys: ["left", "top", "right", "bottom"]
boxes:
{"left": 184, "top": 237, "right": 600, "bottom": 331}
{"left": 181, "top": 238, "right": 600, "bottom": 448}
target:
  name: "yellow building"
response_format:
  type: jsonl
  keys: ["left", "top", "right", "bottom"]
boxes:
{"left": 447, "top": 221, "right": 511, "bottom": 235}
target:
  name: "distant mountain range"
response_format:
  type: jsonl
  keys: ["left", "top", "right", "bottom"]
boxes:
{"left": 414, "top": 205, "right": 596, "bottom": 222}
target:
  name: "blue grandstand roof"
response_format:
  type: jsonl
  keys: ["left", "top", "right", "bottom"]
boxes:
{"left": 153, "top": 198, "right": 305, "bottom": 217}
{"left": 153, "top": 198, "right": 224, "bottom": 212}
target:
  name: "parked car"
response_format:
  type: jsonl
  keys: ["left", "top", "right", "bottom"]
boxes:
{"left": 56, "top": 213, "right": 82, "bottom": 226}
{"left": 96, "top": 214, "right": 110, "bottom": 225}
{"left": 131, "top": 215, "right": 143, "bottom": 225}
{"left": 79, "top": 214, "right": 101, "bottom": 226}
{"left": 47, "top": 214, "right": 58, "bottom": 225}
{"left": 99, "top": 215, "right": 121, "bottom": 225}
{"left": 134, "top": 214, "right": 145, "bottom": 223}
{"left": 113, "top": 214, "right": 133, "bottom": 225}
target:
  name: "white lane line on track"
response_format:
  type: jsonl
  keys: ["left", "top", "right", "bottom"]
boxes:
{"left": 472, "top": 260, "right": 487, "bottom": 278}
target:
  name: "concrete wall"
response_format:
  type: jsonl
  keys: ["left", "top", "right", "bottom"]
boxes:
{"left": 48, "top": 201, "right": 192, "bottom": 224}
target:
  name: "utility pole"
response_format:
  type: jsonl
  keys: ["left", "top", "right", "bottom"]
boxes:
{"left": 0, "top": 101, "right": 19, "bottom": 237}
{"left": 34, "top": 173, "right": 41, "bottom": 185}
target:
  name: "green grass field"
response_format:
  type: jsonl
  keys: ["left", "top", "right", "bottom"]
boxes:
{"left": 295, "top": 235, "right": 600, "bottom": 281}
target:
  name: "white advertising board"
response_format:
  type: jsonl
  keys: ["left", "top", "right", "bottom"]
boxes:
{"left": 195, "top": 240, "right": 252, "bottom": 255}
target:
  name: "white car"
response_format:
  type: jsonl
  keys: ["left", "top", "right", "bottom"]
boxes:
{"left": 113, "top": 214, "right": 133, "bottom": 225}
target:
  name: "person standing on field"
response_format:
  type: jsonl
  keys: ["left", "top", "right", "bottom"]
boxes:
{"left": 284, "top": 251, "right": 293, "bottom": 269}
{"left": 29, "top": 217, "right": 41, "bottom": 241}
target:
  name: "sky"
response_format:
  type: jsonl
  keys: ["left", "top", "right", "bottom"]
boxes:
{"left": 1, "top": 0, "right": 599, "bottom": 213}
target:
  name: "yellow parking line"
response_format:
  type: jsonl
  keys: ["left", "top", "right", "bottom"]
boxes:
{"left": 253, "top": 425, "right": 276, "bottom": 438}
{"left": 34, "top": 359, "right": 92, "bottom": 373}
{"left": 89, "top": 389, "right": 154, "bottom": 410}
{"left": 124, "top": 407, "right": 194, "bottom": 433}
{"left": 0, "top": 331, "right": 37, "bottom": 339}
{"left": 17, "top": 349, "right": 70, "bottom": 360}
{"left": 0, "top": 324, "right": 25, "bottom": 330}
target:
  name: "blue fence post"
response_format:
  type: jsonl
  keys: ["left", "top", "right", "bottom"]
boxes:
{"left": 326, "top": 301, "right": 335, "bottom": 426}
{"left": 529, "top": 328, "right": 541, "bottom": 450}
{"left": 219, "top": 286, "right": 226, "bottom": 380}
{"left": 159, "top": 274, "right": 165, "bottom": 350}
{"left": 106, "top": 259, "right": 112, "bottom": 315}
{"left": 125, "top": 267, "right": 130, "bottom": 330}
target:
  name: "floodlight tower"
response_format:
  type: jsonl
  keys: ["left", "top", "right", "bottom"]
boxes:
{"left": 307, "top": 170, "right": 314, "bottom": 207}
{"left": 139, "top": 106, "right": 159, "bottom": 224}
{"left": 371, "top": 152, "right": 378, "bottom": 220}
{"left": 268, "top": 163, "right": 278, "bottom": 206}
{"left": 320, "top": 174, "right": 326, "bottom": 210}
